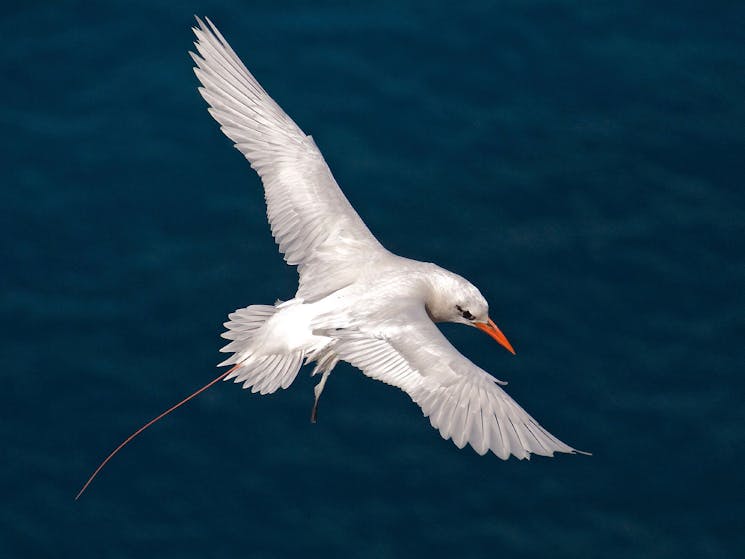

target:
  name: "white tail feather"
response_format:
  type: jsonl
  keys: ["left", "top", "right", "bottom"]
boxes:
{"left": 220, "top": 305, "right": 304, "bottom": 394}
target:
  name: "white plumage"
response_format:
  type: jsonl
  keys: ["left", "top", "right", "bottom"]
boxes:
{"left": 192, "top": 17, "right": 583, "bottom": 460}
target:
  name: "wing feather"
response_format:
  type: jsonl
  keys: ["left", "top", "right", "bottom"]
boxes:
{"left": 191, "top": 17, "right": 385, "bottom": 301}
{"left": 329, "top": 308, "right": 581, "bottom": 459}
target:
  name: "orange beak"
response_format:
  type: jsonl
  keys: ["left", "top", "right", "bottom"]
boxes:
{"left": 475, "top": 318, "right": 516, "bottom": 355}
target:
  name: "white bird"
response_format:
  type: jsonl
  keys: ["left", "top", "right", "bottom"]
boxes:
{"left": 76, "top": 17, "right": 584, "bottom": 500}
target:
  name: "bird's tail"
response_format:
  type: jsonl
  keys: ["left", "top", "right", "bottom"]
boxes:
{"left": 218, "top": 304, "right": 304, "bottom": 394}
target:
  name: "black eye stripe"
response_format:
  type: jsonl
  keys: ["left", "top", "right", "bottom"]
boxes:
{"left": 456, "top": 305, "right": 474, "bottom": 320}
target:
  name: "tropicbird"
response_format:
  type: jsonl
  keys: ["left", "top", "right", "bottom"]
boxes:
{"left": 76, "top": 17, "right": 585, "bottom": 500}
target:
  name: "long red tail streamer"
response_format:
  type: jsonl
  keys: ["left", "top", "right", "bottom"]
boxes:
{"left": 75, "top": 365, "right": 238, "bottom": 500}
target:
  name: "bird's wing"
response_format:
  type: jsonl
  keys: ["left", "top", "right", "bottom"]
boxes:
{"left": 191, "top": 18, "right": 385, "bottom": 301}
{"left": 322, "top": 305, "right": 580, "bottom": 459}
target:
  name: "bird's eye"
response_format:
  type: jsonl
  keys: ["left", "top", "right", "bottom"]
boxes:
{"left": 456, "top": 305, "right": 474, "bottom": 321}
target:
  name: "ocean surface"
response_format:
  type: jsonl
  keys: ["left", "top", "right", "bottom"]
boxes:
{"left": 2, "top": 2, "right": 744, "bottom": 557}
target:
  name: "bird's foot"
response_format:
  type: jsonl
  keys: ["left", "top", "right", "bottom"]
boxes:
{"left": 310, "top": 370, "right": 330, "bottom": 423}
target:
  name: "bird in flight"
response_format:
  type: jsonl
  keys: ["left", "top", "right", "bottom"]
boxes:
{"left": 76, "top": 17, "right": 584, "bottom": 500}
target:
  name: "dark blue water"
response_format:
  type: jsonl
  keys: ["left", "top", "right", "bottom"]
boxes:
{"left": 3, "top": 2, "right": 744, "bottom": 557}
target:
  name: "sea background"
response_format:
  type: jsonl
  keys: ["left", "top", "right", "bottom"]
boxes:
{"left": 2, "top": 2, "right": 744, "bottom": 557}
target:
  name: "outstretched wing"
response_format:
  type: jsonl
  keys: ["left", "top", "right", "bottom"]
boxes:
{"left": 325, "top": 305, "right": 581, "bottom": 459}
{"left": 191, "top": 18, "right": 385, "bottom": 301}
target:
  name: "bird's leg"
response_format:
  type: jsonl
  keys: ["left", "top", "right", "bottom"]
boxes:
{"left": 310, "top": 370, "right": 330, "bottom": 424}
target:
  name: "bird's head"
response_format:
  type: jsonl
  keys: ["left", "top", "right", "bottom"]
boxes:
{"left": 424, "top": 265, "right": 516, "bottom": 355}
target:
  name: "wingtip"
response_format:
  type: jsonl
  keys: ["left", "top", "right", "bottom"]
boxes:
{"left": 204, "top": 17, "right": 219, "bottom": 36}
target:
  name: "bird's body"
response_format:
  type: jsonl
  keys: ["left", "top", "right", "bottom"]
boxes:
{"left": 75, "top": 16, "right": 584, "bottom": 499}
{"left": 220, "top": 256, "right": 462, "bottom": 369}
{"left": 220, "top": 258, "right": 495, "bottom": 394}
